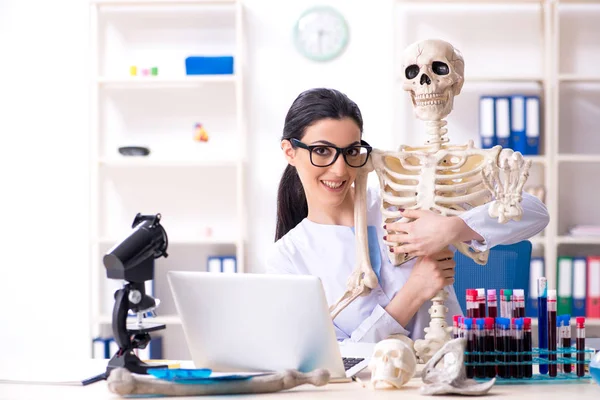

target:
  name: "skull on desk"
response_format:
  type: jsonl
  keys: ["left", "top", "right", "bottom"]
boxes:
{"left": 369, "top": 337, "right": 417, "bottom": 389}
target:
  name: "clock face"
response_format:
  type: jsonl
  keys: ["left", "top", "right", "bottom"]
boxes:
{"left": 293, "top": 6, "right": 349, "bottom": 62}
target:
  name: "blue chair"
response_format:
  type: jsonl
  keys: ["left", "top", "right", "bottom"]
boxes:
{"left": 453, "top": 240, "right": 532, "bottom": 316}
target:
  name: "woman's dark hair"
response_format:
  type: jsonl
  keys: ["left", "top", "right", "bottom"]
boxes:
{"left": 274, "top": 88, "right": 364, "bottom": 241}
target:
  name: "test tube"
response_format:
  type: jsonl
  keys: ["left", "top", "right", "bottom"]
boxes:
{"left": 484, "top": 317, "right": 496, "bottom": 378}
{"left": 476, "top": 288, "right": 486, "bottom": 317}
{"left": 467, "top": 289, "right": 479, "bottom": 318}
{"left": 464, "top": 318, "right": 475, "bottom": 378}
{"left": 563, "top": 315, "right": 572, "bottom": 373}
{"left": 523, "top": 317, "right": 533, "bottom": 378}
{"left": 548, "top": 289, "right": 557, "bottom": 377}
{"left": 514, "top": 318, "right": 524, "bottom": 378}
{"left": 475, "top": 319, "right": 486, "bottom": 378}
{"left": 576, "top": 317, "right": 585, "bottom": 377}
{"left": 556, "top": 315, "right": 563, "bottom": 373}
{"left": 538, "top": 278, "right": 549, "bottom": 375}
{"left": 453, "top": 315, "right": 460, "bottom": 339}
{"left": 487, "top": 289, "right": 498, "bottom": 318}
{"left": 495, "top": 317, "right": 504, "bottom": 377}
{"left": 505, "top": 289, "right": 513, "bottom": 318}
{"left": 510, "top": 318, "right": 517, "bottom": 378}
{"left": 500, "top": 319, "right": 511, "bottom": 378}
{"left": 513, "top": 289, "right": 525, "bottom": 318}
{"left": 500, "top": 289, "right": 506, "bottom": 318}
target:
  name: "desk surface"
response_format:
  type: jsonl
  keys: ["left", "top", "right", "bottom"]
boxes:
{"left": 1, "top": 360, "right": 599, "bottom": 400}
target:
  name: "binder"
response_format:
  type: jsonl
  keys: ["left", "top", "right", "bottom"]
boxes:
{"left": 557, "top": 256, "right": 573, "bottom": 315}
{"left": 525, "top": 96, "right": 540, "bottom": 155}
{"left": 222, "top": 256, "right": 237, "bottom": 273}
{"left": 510, "top": 95, "right": 527, "bottom": 154}
{"left": 479, "top": 96, "right": 496, "bottom": 149}
{"left": 92, "top": 337, "right": 109, "bottom": 359}
{"left": 207, "top": 256, "right": 222, "bottom": 273}
{"left": 572, "top": 257, "right": 587, "bottom": 317}
{"left": 527, "top": 257, "right": 545, "bottom": 317}
{"left": 587, "top": 256, "right": 600, "bottom": 318}
{"left": 494, "top": 96, "right": 511, "bottom": 148}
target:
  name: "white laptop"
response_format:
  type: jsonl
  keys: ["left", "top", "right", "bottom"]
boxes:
{"left": 167, "top": 271, "right": 373, "bottom": 381}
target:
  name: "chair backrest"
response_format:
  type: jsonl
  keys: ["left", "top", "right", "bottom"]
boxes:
{"left": 453, "top": 241, "right": 532, "bottom": 316}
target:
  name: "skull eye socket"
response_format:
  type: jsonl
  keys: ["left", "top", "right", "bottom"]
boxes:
{"left": 388, "top": 350, "right": 400, "bottom": 358}
{"left": 432, "top": 61, "right": 449, "bottom": 75}
{"left": 405, "top": 64, "right": 420, "bottom": 80}
{"left": 374, "top": 350, "right": 383, "bottom": 358}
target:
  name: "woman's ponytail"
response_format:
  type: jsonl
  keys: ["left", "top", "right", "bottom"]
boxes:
{"left": 274, "top": 164, "right": 308, "bottom": 241}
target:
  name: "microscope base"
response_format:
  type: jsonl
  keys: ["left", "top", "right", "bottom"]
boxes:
{"left": 106, "top": 351, "right": 167, "bottom": 376}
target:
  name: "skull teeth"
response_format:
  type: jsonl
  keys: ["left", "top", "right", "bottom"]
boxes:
{"left": 415, "top": 93, "right": 444, "bottom": 99}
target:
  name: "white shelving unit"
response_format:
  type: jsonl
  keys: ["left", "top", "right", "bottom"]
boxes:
{"left": 393, "top": 0, "right": 600, "bottom": 328}
{"left": 89, "top": 0, "right": 246, "bottom": 358}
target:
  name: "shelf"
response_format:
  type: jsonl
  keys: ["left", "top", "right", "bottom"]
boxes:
{"left": 97, "top": 236, "right": 238, "bottom": 245}
{"left": 557, "top": 154, "right": 600, "bottom": 162}
{"left": 559, "top": 74, "right": 600, "bottom": 82}
{"left": 524, "top": 155, "right": 547, "bottom": 165}
{"left": 92, "top": 0, "right": 236, "bottom": 6}
{"left": 98, "top": 158, "right": 239, "bottom": 168}
{"left": 557, "top": 236, "right": 600, "bottom": 244}
{"left": 95, "top": 314, "right": 182, "bottom": 325}
{"left": 96, "top": 75, "right": 238, "bottom": 88}
{"left": 529, "top": 236, "right": 546, "bottom": 245}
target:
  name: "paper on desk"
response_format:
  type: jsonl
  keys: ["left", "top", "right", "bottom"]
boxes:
{"left": 0, "top": 359, "right": 108, "bottom": 386}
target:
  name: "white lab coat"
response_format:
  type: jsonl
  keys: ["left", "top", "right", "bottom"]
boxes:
{"left": 265, "top": 185, "right": 549, "bottom": 343}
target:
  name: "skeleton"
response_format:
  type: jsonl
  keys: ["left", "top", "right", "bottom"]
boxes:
{"left": 420, "top": 338, "right": 496, "bottom": 395}
{"left": 328, "top": 39, "right": 532, "bottom": 363}
{"left": 369, "top": 336, "right": 417, "bottom": 389}
{"left": 106, "top": 367, "right": 330, "bottom": 397}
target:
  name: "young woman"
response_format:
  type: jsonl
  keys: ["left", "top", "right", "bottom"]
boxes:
{"left": 266, "top": 88, "right": 549, "bottom": 343}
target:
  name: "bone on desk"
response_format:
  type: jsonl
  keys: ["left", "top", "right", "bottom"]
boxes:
{"left": 0, "top": 360, "right": 599, "bottom": 400}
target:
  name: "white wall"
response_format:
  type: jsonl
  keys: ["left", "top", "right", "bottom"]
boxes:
{"left": 0, "top": 0, "right": 91, "bottom": 359}
{"left": 0, "top": 0, "right": 396, "bottom": 360}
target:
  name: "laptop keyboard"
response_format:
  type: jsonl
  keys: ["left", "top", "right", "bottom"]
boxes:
{"left": 342, "top": 357, "right": 365, "bottom": 371}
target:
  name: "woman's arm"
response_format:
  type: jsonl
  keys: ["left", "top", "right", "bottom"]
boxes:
{"left": 384, "top": 192, "right": 549, "bottom": 257}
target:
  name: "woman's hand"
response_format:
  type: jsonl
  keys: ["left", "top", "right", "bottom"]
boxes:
{"left": 384, "top": 209, "right": 484, "bottom": 257}
{"left": 407, "top": 247, "right": 456, "bottom": 302}
{"left": 384, "top": 247, "right": 456, "bottom": 325}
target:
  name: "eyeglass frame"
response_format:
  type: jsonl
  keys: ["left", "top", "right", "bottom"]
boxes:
{"left": 288, "top": 138, "right": 373, "bottom": 168}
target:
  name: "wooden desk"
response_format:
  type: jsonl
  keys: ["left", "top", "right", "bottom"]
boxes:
{"left": 1, "top": 360, "right": 599, "bottom": 400}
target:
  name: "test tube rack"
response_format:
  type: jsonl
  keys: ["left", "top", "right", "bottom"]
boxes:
{"left": 464, "top": 347, "right": 596, "bottom": 384}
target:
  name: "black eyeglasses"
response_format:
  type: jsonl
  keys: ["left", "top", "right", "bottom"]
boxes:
{"left": 289, "top": 138, "right": 372, "bottom": 168}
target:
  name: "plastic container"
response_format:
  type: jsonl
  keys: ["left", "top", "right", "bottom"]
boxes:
{"left": 185, "top": 56, "right": 234, "bottom": 75}
{"left": 591, "top": 350, "right": 600, "bottom": 386}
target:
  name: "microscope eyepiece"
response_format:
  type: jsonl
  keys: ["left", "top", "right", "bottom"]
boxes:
{"left": 104, "top": 213, "right": 168, "bottom": 282}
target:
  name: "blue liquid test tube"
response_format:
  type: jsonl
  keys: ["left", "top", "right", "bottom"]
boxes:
{"left": 538, "top": 277, "right": 548, "bottom": 375}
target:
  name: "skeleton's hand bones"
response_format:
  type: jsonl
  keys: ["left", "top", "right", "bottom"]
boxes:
{"left": 482, "top": 149, "right": 531, "bottom": 224}
{"left": 383, "top": 209, "right": 465, "bottom": 257}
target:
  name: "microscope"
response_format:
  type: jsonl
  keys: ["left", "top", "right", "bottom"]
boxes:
{"left": 103, "top": 213, "right": 169, "bottom": 376}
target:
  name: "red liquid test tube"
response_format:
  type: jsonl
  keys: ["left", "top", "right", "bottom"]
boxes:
{"left": 453, "top": 315, "right": 460, "bottom": 339}
{"left": 513, "top": 289, "right": 525, "bottom": 318}
{"left": 477, "top": 288, "right": 486, "bottom": 317}
{"left": 485, "top": 317, "right": 496, "bottom": 378}
{"left": 576, "top": 317, "right": 585, "bottom": 377}
{"left": 563, "top": 315, "right": 572, "bottom": 373}
{"left": 487, "top": 289, "right": 497, "bottom": 319}
{"left": 465, "top": 318, "right": 475, "bottom": 379}
{"left": 548, "top": 290, "right": 557, "bottom": 377}
{"left": 467, "top": 289, "right": 478, "bottom": 318}
{"left": 523, "top": 317, "right": 533, "bottom": 378}
{"left": 475, "top": 318, "right": 486, "bottom": 378}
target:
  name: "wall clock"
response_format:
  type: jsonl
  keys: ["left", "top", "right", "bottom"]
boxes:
{"left": 293, "top": 6, "right": 349, "bottom": 62}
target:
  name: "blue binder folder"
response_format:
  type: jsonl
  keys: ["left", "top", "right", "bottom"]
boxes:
{"left": 479, "top": 96, "right": 496, "bottom": 149}
{"left": 525, "top": 96, "right": 540, "bottom": 155}
{"left": 510, "top": 95, "right": 527, "bottom": 154}
{"left": 495, "top": 96, "right": 511, "bottom": 148}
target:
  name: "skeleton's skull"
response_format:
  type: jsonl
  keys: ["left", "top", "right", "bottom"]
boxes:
{"left": 402, "top": 39, "right": 464, "bottom": 121}
{"left": 369, "top": 338, "right": 417, "bottom": 389}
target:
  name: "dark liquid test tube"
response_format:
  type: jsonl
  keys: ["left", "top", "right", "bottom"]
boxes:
{"left": 538, "top": 278, "right": 548, "bottom": 375}
{"left": 465, "top": 318, "right": 475, "bottom": 379}
{"left": 475, "top": 319, "right": 486, "bottom": 378}
{"left": 563, "top": 315, "right": 572, "bottom": 373}
{"left": 485, "top": 318, "right": 496, "bottom": 378}
{"left": 576, "top": 317, "right": 585, "bottom": 377}
{"left": 523, "top": 317, "right": 533, "bottom": 378}
{"left": 548, "top": 290, "right": 557, "bottom": 377}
